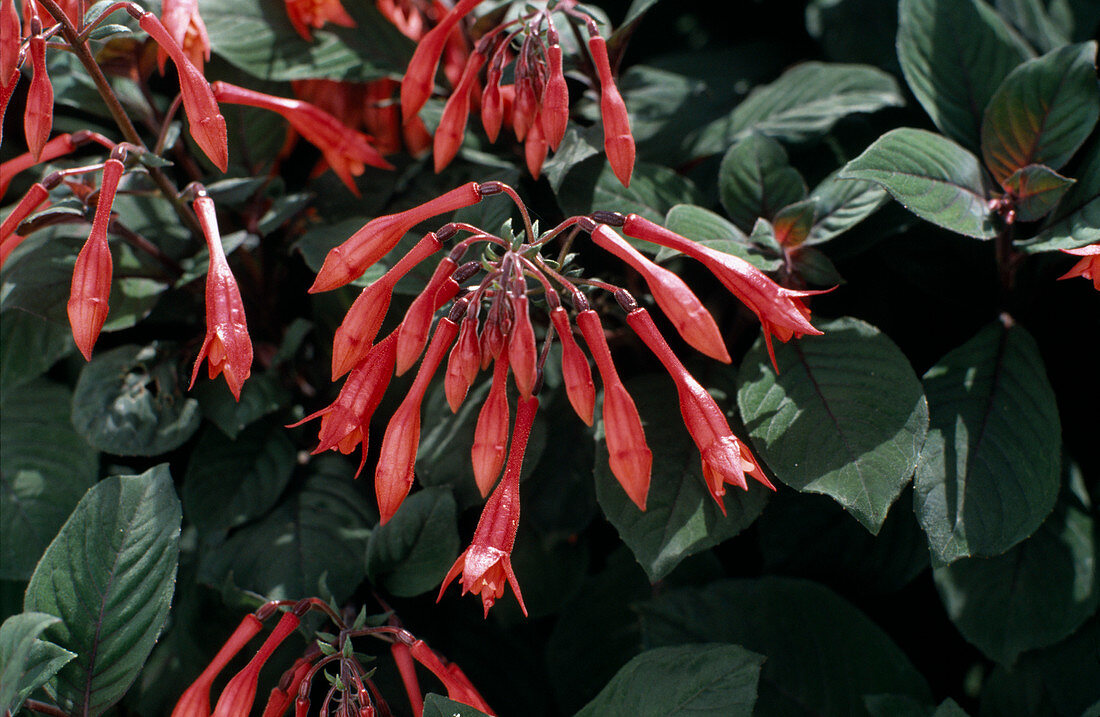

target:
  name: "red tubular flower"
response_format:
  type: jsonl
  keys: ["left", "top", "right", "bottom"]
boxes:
{"left": 284, "top": 0, "right": 355, "bottom": 41}
{"left": 507, "top": 290, "right": 538, "bottom": 399}
{"left": 310, "top": 182, "right": 482, "bottom": 293}
{"left": 590, "top": 224, "right": 730, "bottom": 363}
{"left": 1, "top": 182, "right": 49, "bottom": 246}
{"left": 1, "top": 69, "right": 18, "bottom": 146}
{"left": 212, "top": 611, "right": 301, "bottom": 717}
{"left": 621, "top": 213, "right": 825, "bottom": 369}
{"left": 1058, "top": 243, "right": 1100, "bottom": 290}
{"left": 541, "top": 37, "right": 569, "bottom": 151}
{"left": 402, "top": 113, "right": 433, "bottom": 157}
{"left": 363, "top": 78, "right": 402, "bottom": 155}
{"left": 25, "top": 32, "right": 52, "bottom": 161}
{"left": 1, "top": 0, "right": 19, "bottom": 90}
{"left": 524, "top": 119, "right": 549, "bottom": 179}
{"left": 158, "top": 0, "right": 210, "bottom": 73}
{"left": 189, "top": 193, "right": 253, "bottom": 400}
{"left": 434, "top": 50, "right": 486, "bottom": 172}
{"left": 138, "top": 12, "right": 228, "bottom": 171}
{"left": 172, "top": 614, "right": 263, "bottom": 717}
{"left": 396, "top": 256, "right": 458, "bottom": 375}
{"left": 376, "top": 317, "right": 459, "bottom": 523}
{"left": 471, "top": 356, "right": 510, "bottom": 497}
{"left": 400, "top": 0, "right": 483, "bottom": 121}
{"left": 391, "top": 642, "right": 425, "bottom": 717}
{"left": 332, "top": 232, "right": 442, "bottom": 378}
{"left": 627, "top": 307, "right": 773, "bottom": 509}
{"left": 2, "top": 133, "right": 82, "bottom": 197}
{"left": 405, "top": 640, "right": 495, "bottom": 715}
{"left": 67, "top": 158, "right": 124, "bottom": 361}
{"left": 260, "top": 657, "right": 313, "bottom": 717}
{"left": 291, "top": 333, "right": 398, "bottom": 476}
{"left": 576, "top": 309, "right": 651, "bottom": 510}
{"left": 439, "top": 395, "right": 537, "bottom": 617}
{"left": 512, "top": 79, "right": 536, "bottom": 142}
{"left": 587, "top": 34, "right": 634, "bottom": 188}
{"left": 445, "top": 313, "right": 481, "bottom": 412}
{"left": 481, "top": 56, "right": 505, "bottom": 143}
{"left": 549, "top": 307, "right": 595, "bottom": 426}
{"left": 212, "top": 81, "right": 392, "bottom": 196}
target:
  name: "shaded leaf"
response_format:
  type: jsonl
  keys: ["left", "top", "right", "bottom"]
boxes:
{"left": 422, "top": 694, "right": 492, "bottom": 717}
{"left": 933, "top": 496, "right": 1098, "bottom": 664}
{"left": 71, "top": 343, "right": 202, "bottom": 456}
{"left": 981, "top": 42, "right": 1100, "bottom": 184}
{"left": 737, "top": 318, "right": 928, "bottom": 533}
{"left": 365, "top": 487, "right": 460, "bottom": 597}
{"left": 914, "top": 321, "right": 1061, "bottom": 563}
{"left": 805, "top": 171, "right": 889, "bottom": 245}
{"left": 595, "top": 376, "right": 770, "bottom": 582}
{"left": 789, "top": 246, "right": 844, "bottom": 286}
{"left": 996, "top": 0, "right": 1072, "bottom": 52}
{"left": 1021, "top": 132, "right": 1100, "bottom": 252}
{"left": 1001, "top": 164, "right": 1076, "bottom": 221}
{"left": 575, "top": 644, "right": 764, "bottom": 717}
{"left": 556, "top": 158, "right": 703, "bottom": 225}
{"left": 182, "top": 422, "right": 296, "bottom": 534}
{"left": 192, "top": 372, "right": 292, "bottom": 439}
{"left": 200, "top": 0, "right": 413, "bottom": 81}
{"left": 897, "top": 0, "right": 1032, "bottom": 150}
{"left": 805, "top": 0, "right": 900, "bottom": 72}
{"left": 0, "top": 612, "right": 76, "bottom": 716}
{"left": 718, "top": 133, "right": 807, "bottom": 232}
{"left": 0, "top": 379, "right": 98, "bottom": 580}
{"left": 840, "top": 128, "right": 996, "bottom": 238}
{"left": 24, "top": 466, "right": 181, "bottom": 716}
{"left": 639, "top": 577, "right": 932, "bottom": 716}
{"left": 0, "top": 311, "right": 73, "bottom": 394}
{"left": 197, "top": 456, "right": 373, "bottom": 602}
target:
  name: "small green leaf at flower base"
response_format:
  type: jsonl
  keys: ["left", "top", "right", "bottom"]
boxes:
{"left": 1001, "top": 165, "right": 1075, "bottom": 223}
{"left": 897, "top": 0, "right": 1031, "bottom": 151}
{"left": 0, "top": 612, "right": 76, "bottom": 716}
{"left": 737, "top": 317, "right": 928, "bottom": 534}
{"left": 23, "top": 465, "right": 181, "bottom": 716}
{"left": 914, "top": 321, "right": 1061, "bottom": 563}
{"left": 840, "top": 128, "right": 996, "bottom": 238}
{"left": 981, "top": 42, "right": 1100, "bottom": 185}
{"left": 575, "top": 644, "right": 764, "bottom": 717}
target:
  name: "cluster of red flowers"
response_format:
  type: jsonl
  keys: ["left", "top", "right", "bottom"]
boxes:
{"left": 171, "top": 598, "right": 492, "bottom": 716}
{"left": 295, "top": 180, "right": 827, "bottom": 614}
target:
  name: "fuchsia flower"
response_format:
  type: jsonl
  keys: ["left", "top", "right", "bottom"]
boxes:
{"left": 1, "top": 0, "right": 20, "bottom": 92}
{"left": 587, "top": 31, "right": 634, "bottom": 187}
{"left": 172, "top": 614, "right": 263, "bottom": 717}
{"left": 212, "top": 610, "right": 302, "bottom": 717}
{"left": 439, "top": 396, "right": 538, "bottom": 617}
{"left": 400, "top": 0, "right": 483, "bottom": 122}
{"left": 25, "top": 21, "right": 53, "bottom": 161}
{"left": 212, "top": 81, "right": 392, "bottom": 196}
{"left": 1058, "top": 243, "right": 1100, "bottom": 290}
{"left": 158, "top": 0, "right": 210, "bottom": 73}
{"left": 284, "top": 0, "right": 356, "bottom": 42}
{"left": 189, "top": 192, "right": 253, "bottom": 400}
{"left": 471, "top": 356, "right": 510, "bottom": 497}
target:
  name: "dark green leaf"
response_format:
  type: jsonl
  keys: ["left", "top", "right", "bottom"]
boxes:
{"left": 914, "top": 321, "right": 1061, "bottom": 563}
{"left": 737, "top": 318, "right": 928, "bottom": 533}
{"left": 839, "top": 128, "right": 996, "bottom": 238}
{"left": 0, "top": 612, "right": 76, "bottom": 715}
{"left": 365, "top": 487, "right": 460, "bottom": 597}
{"left": 694, "top": 62, "right": 903, "bottom": 152}
{"left": 718, "top": 133, "right": 807, "bottom": 232}
{"left": 0, "top": 230, "right": 84, "bottom": 322}
{"left": 555, "top": 158, "right": 703, "bottom": 225}
{"left": 1021, "top": 611, "right": 1100, "bottom": 716}
{"left": 192, "top": 373, "right": 292, "bottom": 439}
{"left": 865, "top": 696, "right": 967, "bottom": 717}
{"left": 981, "top": 42, "right": 1100, "bottom": 184}
{"left": 790, "top": 246, "right": 845, "bottom": 286}
{"left": 200, "top": 0, "right": 414, "bottom": 81}
{"left": 422, "top": 694, "right": 492, "bottom": 717}
{"left": 659, "top": 204, "right": 782, "bottom": 271}
{"left": 0, "top": 379, "right": 98, "bottom": 580}
{"left": 1023, "top": 136, "right": 1100, "bottom": 251}
{"left": 0, "top": 311, "right": 73, "bottom": 394}
{"left": 197, "top": 457, "right": 373, "bottom": 602}
{"left": 182, "top": 422, "right": 296, "bottom": 534}
{"left": 639, "top": 577, "right": 932, "bottom": 716}
{"left": 805, "top": 171, "right": 889, "bottom": 245}
{"left": 805, "top": 0, "right": 900, "bottom": 72}
{"left": 933, "top": 496, "right": 1098, "bottom": 664}
{"left": 575, "top": 644, "right": 764, "bottom": 717}
{"left": 544, "top": 125, "right": 604, "bottom": 192}
{"left": 897, "top": 0, "right": 1032, "bottom": 150}
{"left": 71, "top": 343, "right": 202, "bottom": 456}
{"left": 595, "top": 376, "right": 770, "bottom": 582}
{"left": 24, "top": 465, "right": 181, "bottom": 716}
{"left": 996, "top": 0, "right": 1072, "bottom": 52}
{"left": 1001, "top": 165, "right": 1076, "bottom": 221}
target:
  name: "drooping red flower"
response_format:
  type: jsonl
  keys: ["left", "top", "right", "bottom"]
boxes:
{"left": 212, "top": 81, "right": 392, "bottom": 196}
{"left": 549, "top": 306, "right": 595, "bottom": 425}
{"left": 439, "top": 396, "right": 538, "bottom": 617}
{"left": 284, "top": 0, "right": 355, "bottom": 42}
{"left": 158, "top": 0, "right": 210, "bottom": 73}
{"left": 471, "top": 356, "right": 510, "bottom": 497}
{"left": 1058, "top": 243, "right": 1100, "bottom": 290}
{"left": 434, "top": 49, "right": 486, "bottom": 172}
{"left": 621, "top": 213, "right": 825, "bottom": 369}
{"left": 404, "top": 638, "right": 495, "bottom": 715}
{"left": 24, "top": 30, "right": 53, "bottom": 161}
{"left": 400, "top": 0, "right": 483, "bottom": 122}
{"left": 189, "top": 193, "right": 253, "bottom": 400}
{"left": 395, "top": 256, "right": 459, "bottom": 375}
{"left": 212, "top": 611, "right": 302, "bottom": 717}
{"left": 587, "top": 32, "right": 634, "bottom": 187}
{"left": 540, "top": 33, "right": 568, "bottom": 151}
{"left": 172, "top": 614, "right": 263, "bottom": 717}
{"left": 507, "top": 287, "right": 538, "bottom": 399}
{"left": 445, "top": 312, "right": 482, "bottom": 412}
{"left": 0, "top": 0, "right": 20, "bottom": 91}
{"left": 259, "top": 657, "right": 313, "bottom": 717}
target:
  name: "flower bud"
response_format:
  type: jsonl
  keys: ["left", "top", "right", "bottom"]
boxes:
{"left": 471, "top": 357, "right": 510, "bottom": 497}
{"left": 549, "top": 307, "right": 595, "bottom": 425}
{"left": 24, "top": 35, "right": 52, "bottom": 161}
{"left": 434, "top": 50, "right": 486, "bottom": 172}
{"left": 588, "top": 35, "right": 634, "bottom": 187}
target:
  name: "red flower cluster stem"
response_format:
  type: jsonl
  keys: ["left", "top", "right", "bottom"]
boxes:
{"left": 298, "top": 182, "right": 828, "bottom": 613}
{"left": 189, "top": 191, "right": 253, "bottom": 401}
